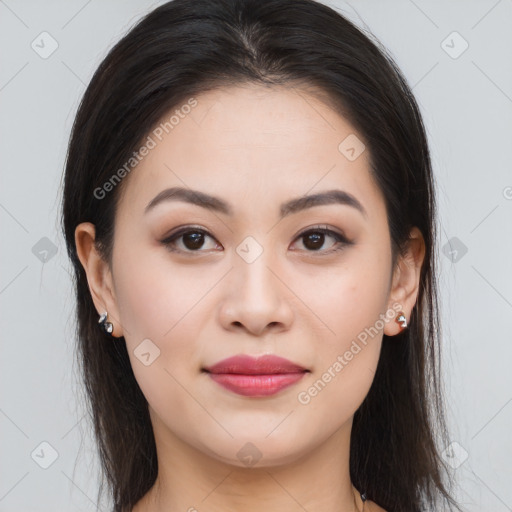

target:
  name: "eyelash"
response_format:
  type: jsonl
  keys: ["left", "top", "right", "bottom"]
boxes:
{"left": 160, "top": 225, "right": 353, "bottom": 255}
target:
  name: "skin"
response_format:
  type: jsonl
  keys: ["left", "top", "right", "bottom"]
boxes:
{"left": 75, "top": 83, "right": 425, "bottom": 512}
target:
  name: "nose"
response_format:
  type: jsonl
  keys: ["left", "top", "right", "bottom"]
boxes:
{"left": 218, "top": 253, "right": 294, "bottom": 337}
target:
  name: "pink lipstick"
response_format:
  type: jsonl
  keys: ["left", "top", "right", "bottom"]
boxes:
{"left": 203, "top": 354, "right": 308, "bottom": 397}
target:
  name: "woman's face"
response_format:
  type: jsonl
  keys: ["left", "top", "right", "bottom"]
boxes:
{"left": 83, "top": 83, "right": 413, "bottom": 467}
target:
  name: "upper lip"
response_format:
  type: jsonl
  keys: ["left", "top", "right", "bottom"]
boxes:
{"left": 203, "top": 354, "right": 308, "bottom": 375}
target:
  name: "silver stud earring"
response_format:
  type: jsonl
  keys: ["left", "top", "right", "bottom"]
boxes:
{"left": 98, "top": 311, "right": 114, "bottom": 335}
{"left": 396, "top": 311, "right": 407, "bottom": 329}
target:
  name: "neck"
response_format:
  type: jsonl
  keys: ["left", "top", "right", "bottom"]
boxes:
{"left": 134, "top": 412, "right": 363, "bottom": 512}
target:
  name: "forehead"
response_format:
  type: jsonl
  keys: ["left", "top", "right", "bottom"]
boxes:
{"left": 117, "top": 83, "right": 382, "bottom": 220}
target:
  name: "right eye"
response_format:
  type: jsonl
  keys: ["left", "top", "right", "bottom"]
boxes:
{"left": 160, "top": 226, "right": 222, "bottom": 254}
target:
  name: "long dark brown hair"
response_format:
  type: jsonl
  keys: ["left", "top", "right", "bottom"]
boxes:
{"left": 60, "top": 1, "right": 461, "bottom": 511}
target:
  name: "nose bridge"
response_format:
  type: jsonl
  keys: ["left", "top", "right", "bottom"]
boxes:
{"left": 234, "top": 238, "right": 280, "bottom": 304}
{"left": 218, "top": 234, "right": 293, "bottom": 335}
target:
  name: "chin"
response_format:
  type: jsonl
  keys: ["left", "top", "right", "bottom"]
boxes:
{"left": 198, "top": 433, "right": 313, "bottom": 470}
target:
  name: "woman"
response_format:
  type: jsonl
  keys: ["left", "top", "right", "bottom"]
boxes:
{"left": 61, "top": 1, "right": 462, "bottom": 511}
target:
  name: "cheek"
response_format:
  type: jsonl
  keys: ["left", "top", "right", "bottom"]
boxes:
{"left": 112, "top": 237, "right": 213, "bottom": 341}
{"left": 297, "top": 247, "right": 392, "bottom": 351}
{"left": 111, "top": 245, "right": 214, "bottom": 414}
{"left": 111, "top": 242, "right": 218, "bottom": 397}
{"left": 291, "top": 246, "right": 391, "bottom": 412}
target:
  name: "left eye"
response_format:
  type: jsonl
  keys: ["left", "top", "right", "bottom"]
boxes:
{"left": 291, "top": 226, "right": 350, "bottom": 253}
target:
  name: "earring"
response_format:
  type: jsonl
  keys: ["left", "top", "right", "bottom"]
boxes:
{"left": 396, "top": 311, "right": 407, "bottom": 330}
{"left": 98, "top": 311, "right": 114, "bottom": 335}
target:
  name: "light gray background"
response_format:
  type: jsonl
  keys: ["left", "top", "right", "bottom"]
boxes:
{"left": 1, "top": 0, "right": 511, "bottom": 511}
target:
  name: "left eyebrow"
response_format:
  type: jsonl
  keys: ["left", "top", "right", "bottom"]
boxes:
{"left": 279, "top": 189, "right": 367, "bottom": 219}
{"left": 144, "top": 186, "right": 368, "bottom": 219}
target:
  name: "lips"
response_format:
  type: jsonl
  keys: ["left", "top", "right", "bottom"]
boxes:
{"left": 203, "top": 354, "right": 308, "bottom": 375}
{"left": 203, "top": 354, "right": 308, "bottom": 397}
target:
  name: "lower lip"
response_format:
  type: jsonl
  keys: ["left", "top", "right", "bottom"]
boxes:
{"left": 206, "top": 372, "right": 307, "bottom": 397}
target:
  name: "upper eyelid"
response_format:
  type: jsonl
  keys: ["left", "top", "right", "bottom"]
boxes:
{"left": 161, "top": 225, "right": 351, "bottom": 250}
{"left": 161, "top": 225, "right": 347, "bottom": 240}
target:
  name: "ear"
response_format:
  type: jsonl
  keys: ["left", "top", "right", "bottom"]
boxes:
{"left": 384, "top": 226, "right": 426, "bottom": 336}
{"left": 74, "top": 222, "right": 124, "bottom": 338}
